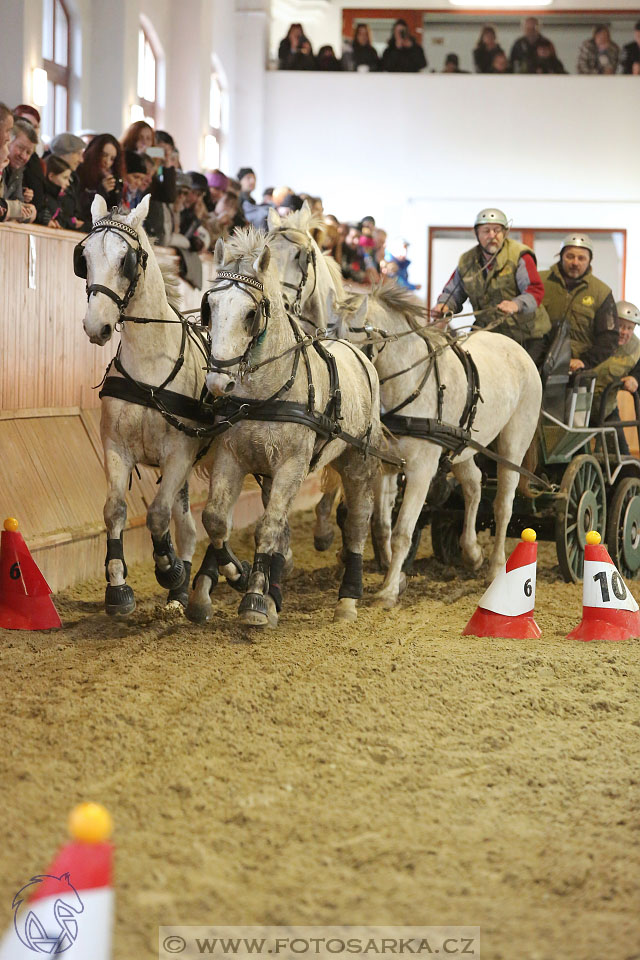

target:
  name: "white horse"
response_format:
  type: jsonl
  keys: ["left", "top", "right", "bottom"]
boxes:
{"left": 79, "top": 194, "right": 232, "bottom": 615}
{"left": 340, "top": 283, "right": 542, "bottom": 606}
{"left": 188, "top": 229, "right": 385, "bottom": 628}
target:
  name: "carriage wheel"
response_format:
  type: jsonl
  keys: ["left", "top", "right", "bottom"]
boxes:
{"left": 606, "top": 477, "right": 640, "bottom": 580}
{"left": 431, "top": 512, "right": 463, "bottom": 566}
{"left": 555, "top": 454, "right": 606, "bottom": 583}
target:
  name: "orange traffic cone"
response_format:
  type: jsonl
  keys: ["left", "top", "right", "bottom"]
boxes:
{"left": 0, "top": 803, "right": 114, "bottom": 959}
{"left": 567, "top": 530, "right": 640, "bottom": 642}
{"left": 0, "top": 518, "right": 61, "bottom": 630}
{"left": 463, "top": 528, "right": 541, "bottom": 639}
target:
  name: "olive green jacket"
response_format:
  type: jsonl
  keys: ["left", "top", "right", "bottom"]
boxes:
{"left": 456, "top": 238, "right": 551, "bottom": 342}
{"left": 593, "top": 335, "right": 640, "bottom": 418}
{"left": 540, "top": 263, "right": 616, "bottom": 365}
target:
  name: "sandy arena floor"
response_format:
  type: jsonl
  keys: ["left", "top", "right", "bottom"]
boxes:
{"left": 1, "top": 512, "right": 639, "bottom": 960}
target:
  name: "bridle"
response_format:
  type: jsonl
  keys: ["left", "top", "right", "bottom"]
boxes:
{"left": 204, "top": 271, "right": 272, "bottom": 375}
{"left": 270, "top": 229, "right": 318, "bottom": 319}
{"left": 75, "top": 217, "right": 148, "bottom": 322}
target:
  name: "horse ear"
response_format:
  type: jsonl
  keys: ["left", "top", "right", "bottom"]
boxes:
{"left": 213, "top": 237, "right": 225, "bottom": 269}
{"left": 267, "top": 207, "right": 281, "bottom": 231}
{"left": 91, "top": 194, "right": 108, "bottom": 222}
{"left": 300, "top": 199, "right": 311, "bottom": 219}
{"left": 129, "top": 193, "right": 151, "bottom": 229}
{"left": 254, "top": 244, "right": 271, "bottom": 276}
{"left": 353, "top": 296, "right": 368, "bottom": 327}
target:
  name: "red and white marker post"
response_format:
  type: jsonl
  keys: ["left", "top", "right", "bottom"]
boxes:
{"left": 567, "top": 530, "right": 640, "bottom": 642}
{"left": 463, "top": 528, "right": 541, "bottom": 639}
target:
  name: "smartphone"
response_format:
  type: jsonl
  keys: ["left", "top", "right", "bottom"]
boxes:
{"left": 147, "top": 146, "right": 164, "bottom": 159}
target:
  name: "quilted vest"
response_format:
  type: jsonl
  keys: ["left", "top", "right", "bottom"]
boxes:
{"left": 457, "top": 238, "right": 551, "bottom": 341}
{"left": 592, "top": 334, "right": 640, "bottom": 417}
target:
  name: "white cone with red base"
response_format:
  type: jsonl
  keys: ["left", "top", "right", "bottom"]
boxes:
{"left": 0, "top": 804, "right": 113, "bottom": 959}
{"left": 567, "top": 531, "right": 640, "bottom": 642}
{"left": 463, "top": 528, "right": 541, "bottom": 639}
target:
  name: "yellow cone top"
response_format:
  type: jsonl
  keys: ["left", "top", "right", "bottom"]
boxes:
{"left": 4, "top": 517, "right": 18, "bottom": 532}
{"left": 586, "top": 531, "right": 602, "bottom": 546}
{"left": 521, "top": 528, "right": 536, "bottom": 543}
{"left": 68, "top": 803, "right": 113, "bottom": 844}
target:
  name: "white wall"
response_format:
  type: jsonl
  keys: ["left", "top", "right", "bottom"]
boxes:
{"left": 262, "top": 73, "right": 640, "bottom": 304}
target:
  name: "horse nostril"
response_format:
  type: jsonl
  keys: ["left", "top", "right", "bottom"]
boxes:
{"left": 101, "top": 324, "right": 112, "bottom": 339}
{"left": 224, "top": 380, "right": 236, "bottom": 394}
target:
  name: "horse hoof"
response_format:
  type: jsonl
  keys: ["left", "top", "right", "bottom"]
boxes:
{"left": 185, "top": 600, "right": 212, "bottom": 624}
{"left": 226, "top": 560, "right": 251, "bottom": 594}
{"left": 105, "top": 584, "right": 136, "bottom": 617}
{"left": 238, "top": 592, "right": 277, "bottom": 628}
{"left": 155, "top": 557, "right": 186, "bottom": 590}
{"left": 166, "top": 560, "right": 191, "bottom": 608}
{"left": 373, "top": 591, "right": 397, "bottom": 609}
{"left": 164, "top": 599, "right": 185, "bottom": 616}
{"left": 314, "top": 532, "right": 334, "bottom": 552}
{"left": 333, "top": 597, "right": 357, "bottom": 622}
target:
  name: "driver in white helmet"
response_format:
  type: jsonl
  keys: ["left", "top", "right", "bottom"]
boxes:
{"left": 540, "top": 233, "right": 618, "bottom": 374}
{"left": 432, "top": 208, "right": 551, "bottom": 365}
{"left": 592, "top": 300, "right": 640, "bottom": 454}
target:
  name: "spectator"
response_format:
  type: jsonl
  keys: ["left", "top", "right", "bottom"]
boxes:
{"left": 621, "top": 20, "right": 640, "bottom": 74}
{"left": 0, "top": 102, "right": 13, "bottom": 146}
{"left": 534, "top": 39, "right": 566, "bottom": 75}
{"left": 214, "top": 190, "right": 246, "bottom": 233}
{"left": 490, "top": 51, "right": 512, "bottom": 74}
{"left": 272, "top": 185, "right": 294, "bottom": 208}
{"left": 237, "top": 167, "right": 256, "bottom": 208}
{"left": 320, "top": 216, "right": 341, "bottom": 262}
{"left": 287, "top": 37, "right": 316, "bottom": 71}
{"left": 345, "top": 24, "right": 379, "bottom": 73}
{"left": 278, "top": 23, "right": 304, "bottom": 69}
{"left": 40, "top": 155, "right": 76, "bottom": 229}
{"left": 577, "top": 24, "right": 619, "bottom": 75}
{"left": 317, "top": 45, "right": 342, "bottom": 71}
{"left": 122, "top": 151, "right": 148, "bottom": 209}
{"left": 49, "top": 132, "right": 86, "bottom": 229}
{"left": 386, "top": 241, "right": 421, "bottom": 291}
{"left": 77, "top": 133, "right": 124, "bottom": 225}
{"left": 442, "top": 53, "right": 467, "bottom": 74}
{"left": 341, "top": 223, "right": 367, "bottom": 283}
{"left": 206, "top": 170, "right": 228, "bottom": 206}
{"left": 382, "top": 20, "right": 427, "bottom": 73}
{"left": 474, "top": 26, "right": 504, "bottom": 74}
{"left": 2, "top": 119, "right": 38, "bottom": 222}
{"left": 0, "top": 141, "right": 13, "bottom": 221}
{"left": 121, "top": 120, "right": 154, "bottom": 154}
{"left": 180, "top": 171, "right": 211, "bottom": 247}
{"left": 373, "top": 228, "right": 387, "bottom": 268}
{"left": 510, "top": 18, "right": 549, "bottom": 73}
{"left": 13, "top": 106, "right": 46, "bottom": 222}
{"left": 262, "top": 186, "right": 274, "bottom": 204}
{"left": 155, "top": 130, "right": 180, "bottom": 168}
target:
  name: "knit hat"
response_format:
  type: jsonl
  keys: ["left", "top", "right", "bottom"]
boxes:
{"left": 50, "top": 132, "right": 85, "bottom": 156}
{"left": 237, "top": 167, "right": 255, "bottom": 181}
{"left": 206, "top": 170, "right": 228, "bottom": 190}
{"left": 124, "top": 150, "right": 147, "bottom": 175}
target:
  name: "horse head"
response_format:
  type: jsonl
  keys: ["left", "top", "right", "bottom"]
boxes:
{"left": 79, "top": 193, "right": 151, "bottom": 346}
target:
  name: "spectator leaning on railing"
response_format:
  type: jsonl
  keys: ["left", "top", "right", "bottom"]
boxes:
{"left": 49, "top": 132, "right": 86, "bottom": 230}
{"left": 510, "top": 18, "right": 549, "bottom": 74}
{"left": 577, "top": 24, "right": 619, "bottom": 75}
{"left": 77, "top": 133, "right": 124, "bottom": 225}
{"left": 0, "top": 103, "right": 13, "bottom": 146}
{"left": 40, "top": 155, "right": 75, "bottom": 229}
{"left": 14, "top": 105, "right": 47, "bottom": 221}
{"left": 473, "top": 25, "right": 504, "bottom": 74}
{"left": 2, "top": 119, "right": 38, "bottom": 223}
{"left": 621, "top": 20, "right": 640, "bottom": 74}
{"left": 343, "top": 24, "right": 380, "bottom": 73}
{"left": 534, "top": 40, "right": 566, "bottom": 75}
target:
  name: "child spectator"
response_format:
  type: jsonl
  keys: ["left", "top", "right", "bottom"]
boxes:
{"left": 577, "top": 24, "right": 619, "bottom": 74}
{"left": 442, "top": 53, "right": 466, "bottom": 73}
{"left": 474, "top": 25, "right": 503, "bottom": 74}
{"left": 510, "top": 18, "right": 548, "bottom": 74}
{"left": 40, "top": 155, "right": 77, "bottom": 229}
{"left": 490, "top": 51, "right": 511, "bottom": 74}
{"left": 534, "top": 39, "right": 566, "bottom": 74}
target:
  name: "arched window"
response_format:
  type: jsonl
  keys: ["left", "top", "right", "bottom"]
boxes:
{"left": 137, "top": 25, "right": 157, "bottom": 125}
{"left": 204, "top": 71, "right": 223, "bottom": 169}
{"left": 42, "top": 0, "right": 70, "bottom": 139}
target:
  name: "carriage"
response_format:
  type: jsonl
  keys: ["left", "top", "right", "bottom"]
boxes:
{"left": 423, "top": 366, "right": 640, "bottom": 583}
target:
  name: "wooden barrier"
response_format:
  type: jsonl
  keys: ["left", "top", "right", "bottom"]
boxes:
{"left": 0, "top": 224, "right": 320, "bottom": 592}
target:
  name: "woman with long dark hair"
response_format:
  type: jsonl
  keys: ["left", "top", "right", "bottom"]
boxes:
{"left": 120, "top": 120, "right": 154, "bottom": 154}
{"left": 347, "top": 23, "right": 380, "bottom": 72}
{"left": 474, "top": 25, "right": 504, "bottom": 73}
{"left": 76, "top": 133, "right": 124, "bottom": 224}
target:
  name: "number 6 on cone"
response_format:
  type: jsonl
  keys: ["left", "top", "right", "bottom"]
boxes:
{"left": 463, "top": 529, "right": 541, "bottom": 639}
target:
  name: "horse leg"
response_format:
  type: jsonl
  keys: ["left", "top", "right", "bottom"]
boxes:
{"left": 238, "top": 458, "right": 307, "bottom": 628}
{"left": 451, "top": 457, "right": 484, "bottom": 571}
{"left": 187, "top": 453, "right": 246, "bottom": 624}
{"left": 165, "top": 481, "right": 198, "bottom": 611}
{"left": 488, "top": 418, "right": 533, "bottom": 580}
{"left": 333, "top": 463, "right": 375, "bottom": 623}
{"left": 375, "top": 448, "right": 441, "bottom": 608}
{"left": 371, "top": 473, "right": 396, "bottom": 571}
{"left": 260, "top": 475, "right": 294, "bottom": 577}
{"left": 313, "top": 489, "right": 336, "bottom": 551}
{"left": 147, "top": 453, "right": 192, "bottom": 592}
{"left": 103, "top": 447, "right": 135, "bottom": 616}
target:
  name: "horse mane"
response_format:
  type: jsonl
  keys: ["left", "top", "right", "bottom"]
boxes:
{"left": 369, "top": 280, "right": 428, "bottom": 325}
{"left": 223, "top": 226, "right": 267, "bottom": 265}
{"left": 273, "top": 207, "right": 326, "bottom": 238}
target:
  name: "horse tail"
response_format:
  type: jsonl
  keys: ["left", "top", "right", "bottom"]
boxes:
{"left": 516, "top": 436, "right": 540, "bottom": 499}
